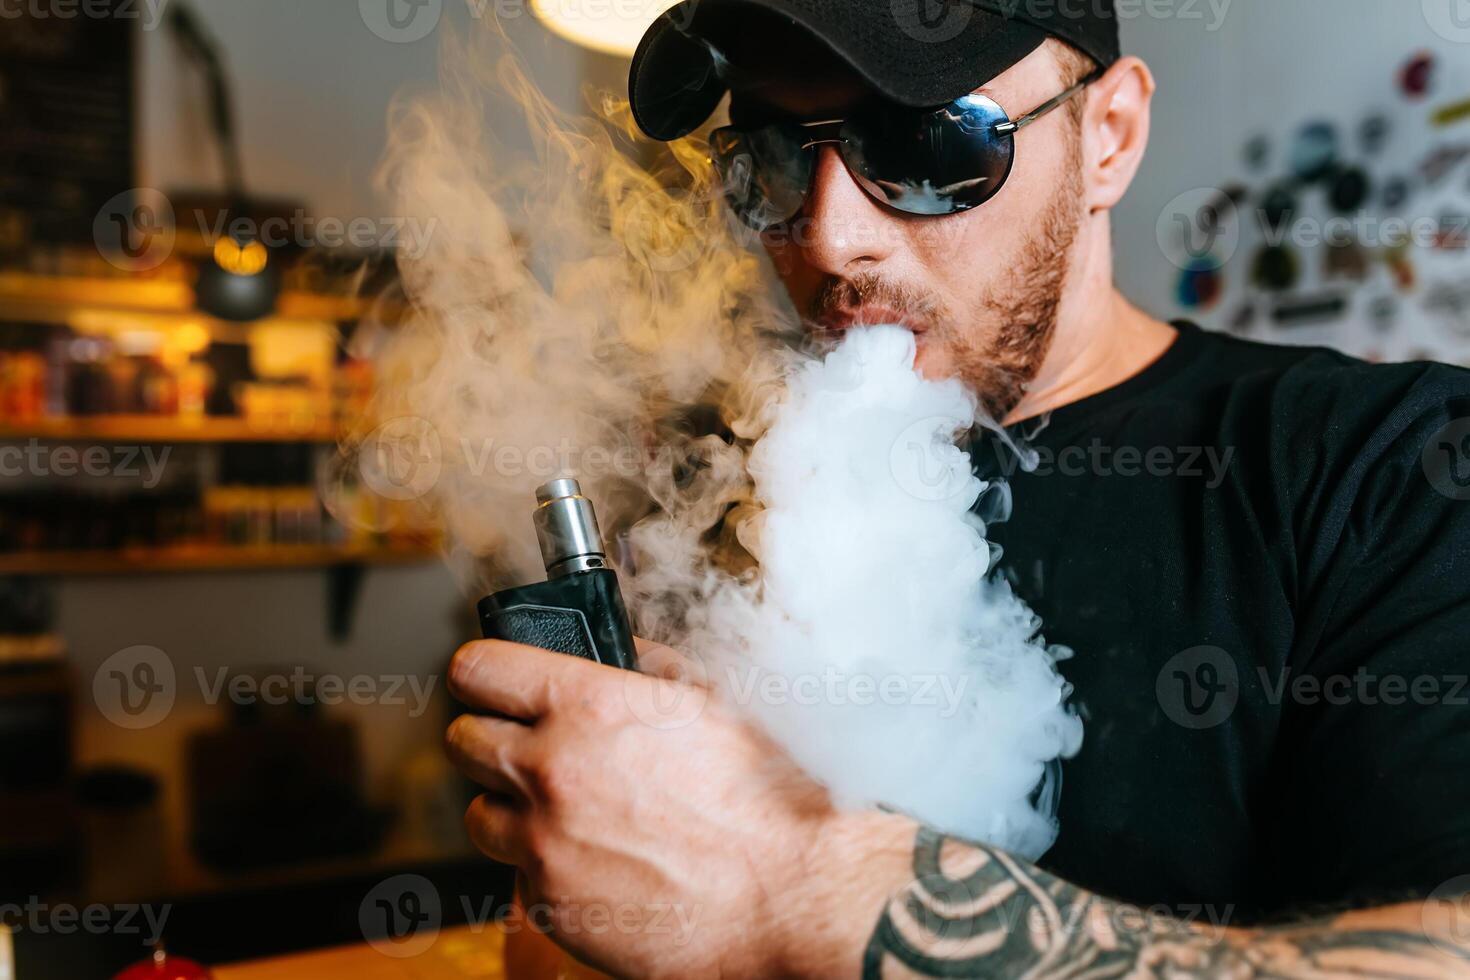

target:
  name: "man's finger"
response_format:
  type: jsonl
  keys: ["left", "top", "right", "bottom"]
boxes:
{"left": 464, "top": 792, "right": 531, "bottom": 866}
{"left": 445, "top": 713, "right": 536, "bottom": 799}
{"left": 633, "top": 635, "right": 710, "bottom": 689}
{"left": 448, "top": 639, "right": 604, "bottom": 721}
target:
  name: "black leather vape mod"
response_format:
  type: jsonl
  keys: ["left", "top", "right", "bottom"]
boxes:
{"left": 477, "top": 479, "right": 639, "bottom": 671}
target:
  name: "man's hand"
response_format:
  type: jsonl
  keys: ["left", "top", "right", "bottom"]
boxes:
{"left": 444, "top": 638, "right": 897, "bottom": 978}
{"left": 445, "top": 639, "right": 1470, "bottom": 979}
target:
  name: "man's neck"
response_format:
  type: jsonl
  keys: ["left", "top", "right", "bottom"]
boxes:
{"left": 1002, "top": 218, "right": 1178, "bottom": 426}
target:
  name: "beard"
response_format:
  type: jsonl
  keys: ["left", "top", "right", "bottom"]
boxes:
{"left": 804, "top": 151, "right": 1085, "bottom": 422}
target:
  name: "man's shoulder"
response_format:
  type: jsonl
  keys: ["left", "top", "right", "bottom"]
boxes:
{"left": 1182, "top": 326, "right": 1470, "bottom": 441}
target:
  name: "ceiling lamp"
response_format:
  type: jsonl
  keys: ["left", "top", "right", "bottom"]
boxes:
{"left": 530, "top": 0, "right": 681, "bottom": 58}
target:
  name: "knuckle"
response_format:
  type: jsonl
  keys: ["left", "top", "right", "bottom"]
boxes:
{"left": 447, "top": 640, "right": 494, "bottom": 698}
{"left": 444, "top": 713, "right": 476, "bottom": 755}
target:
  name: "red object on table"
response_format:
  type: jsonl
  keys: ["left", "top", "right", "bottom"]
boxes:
{"left": 114, "top": 948, "right": 213, "bottom": 980}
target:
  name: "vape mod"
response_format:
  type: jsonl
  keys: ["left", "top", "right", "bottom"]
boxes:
{"left": 477, "top": 479, "right": 639, "bottom": 671}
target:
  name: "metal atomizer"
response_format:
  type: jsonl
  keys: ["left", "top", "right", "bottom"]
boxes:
{"left": 477, "top": 479, "right": 639, "bottom": 671}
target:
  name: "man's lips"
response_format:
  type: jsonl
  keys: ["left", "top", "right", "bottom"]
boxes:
{"left": 809, "top": 305, "right": 929, "bottom": 333}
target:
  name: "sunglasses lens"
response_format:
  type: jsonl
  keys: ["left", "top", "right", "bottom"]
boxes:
{"left": 842, "top": 95, "right": 1015, "bottom": 215}
{"left": 711, "top": 125, "right": 812, "bottom": 231}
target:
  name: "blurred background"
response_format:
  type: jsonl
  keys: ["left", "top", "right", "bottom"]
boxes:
{"left": 0, "top": 0, "right": 1466, "bottom": 976}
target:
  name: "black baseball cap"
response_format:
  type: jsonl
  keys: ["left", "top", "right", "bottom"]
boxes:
{"left": 629, "top": 0, "right": 1120, "bottom": 141}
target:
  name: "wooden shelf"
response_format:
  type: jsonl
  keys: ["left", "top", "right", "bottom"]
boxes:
{"left": 0, "top": 272, "right": 401, "bottom": 325}
{"left": 0, "top": 416, "right": 341, "bottom": 443}
{"left": 0, "top": 543, "right": 438, "bottom": 575}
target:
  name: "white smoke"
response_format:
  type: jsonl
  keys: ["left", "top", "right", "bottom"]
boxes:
{"left": 355, "top": 25, "right": 1081, "bottom": 858}
{"left": 630, "top": 325, "right": 1081, "bottom": 857}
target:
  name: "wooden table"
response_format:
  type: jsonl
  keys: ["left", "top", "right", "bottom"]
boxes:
{"left": 214, "top": 926, "right": 506, "bottom": 980}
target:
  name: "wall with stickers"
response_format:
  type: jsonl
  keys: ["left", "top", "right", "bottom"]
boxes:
{"left": 1113, "top": 0, "right": 1470, "bottom": 365}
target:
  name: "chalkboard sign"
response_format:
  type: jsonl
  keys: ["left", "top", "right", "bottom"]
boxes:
{"left": 0, "top": 4, "right": 135, "bottom": 245}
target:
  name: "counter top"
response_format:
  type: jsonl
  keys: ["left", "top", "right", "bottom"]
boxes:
{"left": 214, "top": 925, "right": 505, "bottom": 979}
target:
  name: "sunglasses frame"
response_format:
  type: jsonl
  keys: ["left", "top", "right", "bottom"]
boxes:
{"left": 711, "top": 69, "right": 1102, "bottom": 230}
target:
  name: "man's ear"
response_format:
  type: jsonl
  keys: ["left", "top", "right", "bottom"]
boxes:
{"left": 1082, "top": 56, "right": 1155, "bottom": 213}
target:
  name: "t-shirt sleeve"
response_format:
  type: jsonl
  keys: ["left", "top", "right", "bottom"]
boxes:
{"left": 1267, "top": 363, "right": 1470, "bottom": 910}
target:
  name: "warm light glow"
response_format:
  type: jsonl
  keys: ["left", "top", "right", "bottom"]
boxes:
{"left": 530, "top": 0, "right": 681, "bottom": 57}
{"left": 213, "top": 237, "right": 270, "bottom": 276}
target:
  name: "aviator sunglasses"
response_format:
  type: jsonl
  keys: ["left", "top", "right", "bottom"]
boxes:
{"left": 709, "top": 71, "right": 1101, "bottom": 232}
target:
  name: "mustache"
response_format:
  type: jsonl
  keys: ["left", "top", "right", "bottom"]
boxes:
{"left": 804, "top": 274, "right": 946, "bottom": 331}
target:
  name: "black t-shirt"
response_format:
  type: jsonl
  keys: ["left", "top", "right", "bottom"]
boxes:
{"left": 968, "top": 321, "right": 1470, "bottom": 924}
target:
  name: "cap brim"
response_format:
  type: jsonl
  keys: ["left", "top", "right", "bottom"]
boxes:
{"left": 630, "top": 0, "right": 1048, "bottom": 141}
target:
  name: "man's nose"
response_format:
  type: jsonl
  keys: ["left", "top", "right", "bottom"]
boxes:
{"left": 795, "top": 145, "right": 892, "bottom": 275}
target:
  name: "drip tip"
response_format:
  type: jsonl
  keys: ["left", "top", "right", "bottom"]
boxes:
{"left": 532, "top": 478, "right": 608, "bottom": 577}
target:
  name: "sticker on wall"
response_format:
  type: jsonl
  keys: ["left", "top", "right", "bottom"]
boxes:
{"left": 1260, "top": 185, "right": 1299, "bottom": 233}
{"left": 1271, "top": 293, "right": 1349, "bottom": 327}
{"left": 1324, "top": 240, "right": 1370, "bottom": 281}
{"left": 1432, "top": 96, "right": 1470, "bottom": 130}
{"left": 1252, "top": 244, "right": 1301, "bottom": 292}
{"left": 1228, "top": 301, "right": 1257, "bottom": 334}
{"left": 1423, "top": 281, "right": 1470, "bottom": 341}
{"left": 1359, "top": 113, "right": 1391, "bottom": 156}
{"left": 1291, "top": 122, "right": 1340, "bottom": 183}
{"left": 1244, "top": 134, "right": 1271, "bottom": 173}
{"left": 1176, "top": 258, "right": 1225, "bottom": 310}
{"left": 1368, "top": 295, "right": 1399, "bottom": 334}
{"left": 1420, "top": 144, "right": 1470, "bottom": 186}
{"left": 1434, "top": 211, "right": 1470, "bottom": 250}
{"left": 1381, "top": 175, "right": 1413, "bottom": 209}
{"left": 1400, "top": 51, "right": 1436, "bottom": 100}
{"left": 1327, "top": 167, "right": 1373, "bottom": 213}
{"left": 1385, "top": 247, "right": 1418, "bottom": 292}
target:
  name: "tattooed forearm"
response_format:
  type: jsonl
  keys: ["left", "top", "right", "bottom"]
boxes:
{"left": 860, "top": 827, "right": 1470, "bottom": 979}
